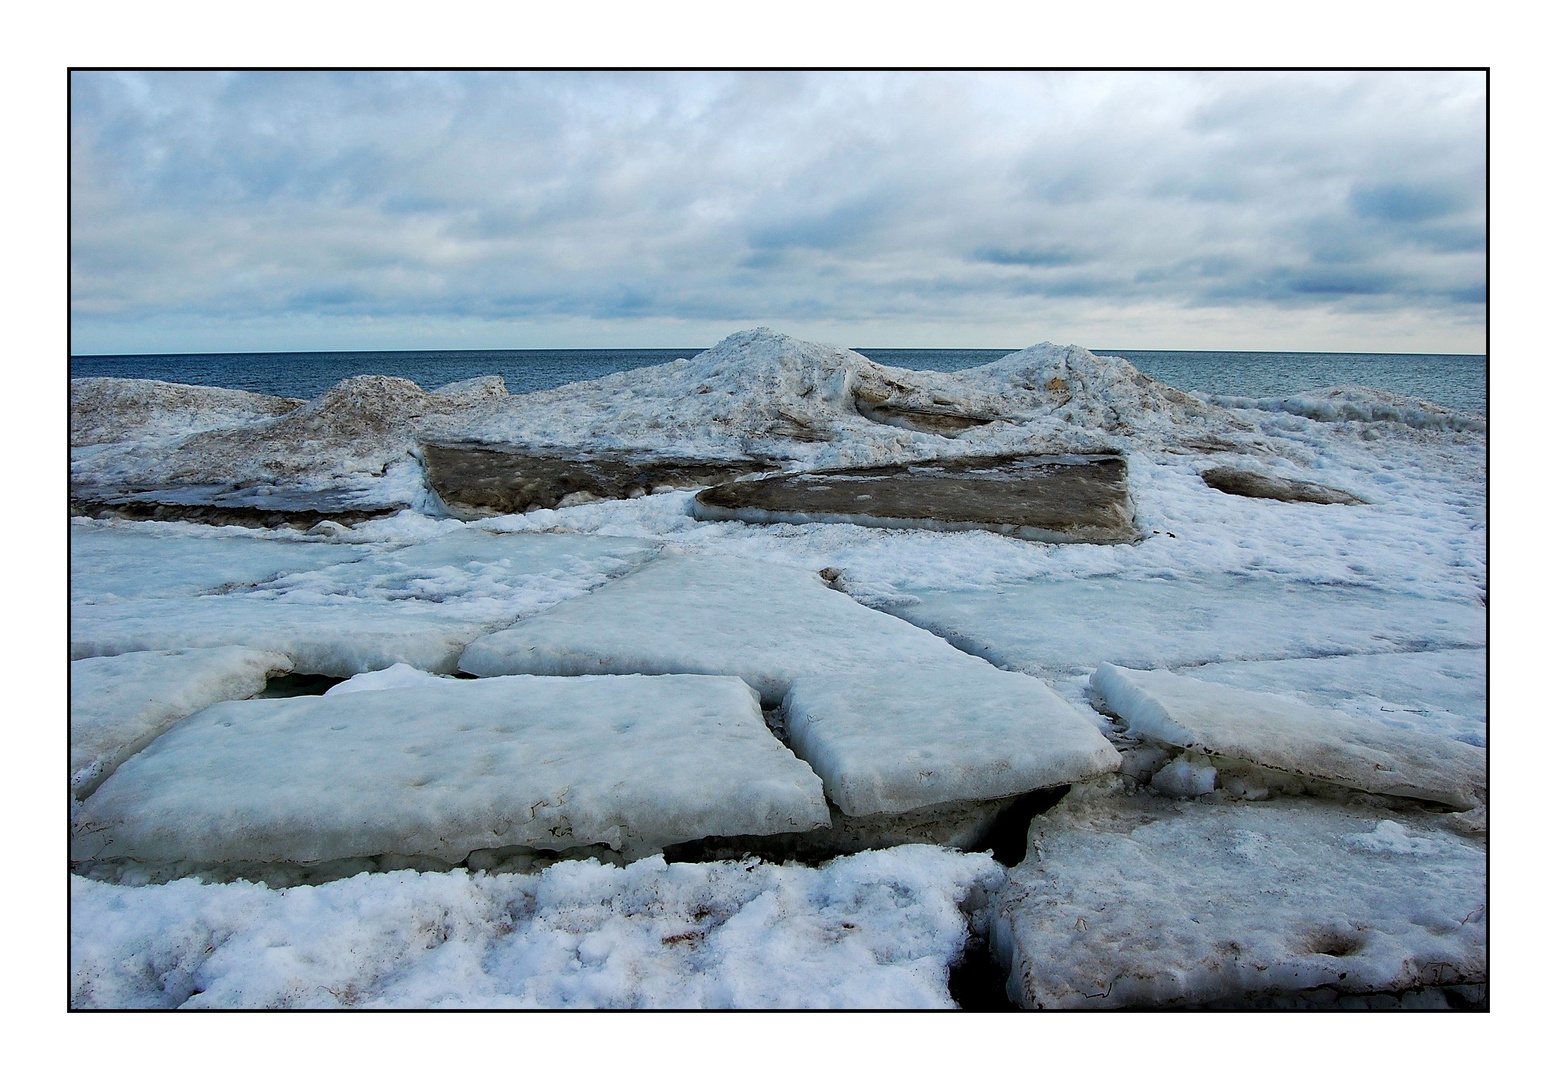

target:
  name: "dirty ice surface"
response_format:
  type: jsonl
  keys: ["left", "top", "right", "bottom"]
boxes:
{"left": 993, "top": 790, "right": 1486, "bottom": 1009}
{"left": 69, "top": 329, "right": 1486, "bottom": 1008}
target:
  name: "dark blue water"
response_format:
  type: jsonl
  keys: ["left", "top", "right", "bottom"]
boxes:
{"left": 70, "top": 346, "right": 1487, "bottom": 417}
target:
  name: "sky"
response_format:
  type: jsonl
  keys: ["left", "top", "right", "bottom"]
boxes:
{"left": 69, "top": 70, "right": 1487, "bottom": 355}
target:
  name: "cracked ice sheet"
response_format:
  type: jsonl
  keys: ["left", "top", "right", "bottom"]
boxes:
{"left": 459, "top": 553, "right": 999, "bottom": 706}
{"left": 992, "top": 794, "right": 1485, "bottom": 1009}
{"left": 70, "top": 846, "right": 1002, "bottom": 1009}
{"left": 70, "top": 647, "right": 293, "bottom": 803}
{"left": 71, "top": 520, "right": 659, "bottom": 676}
{"left": 72, "top": 674, "right": 829, "bottom": 866}
{"left": 1091, "top": 664, "right": 1485, "bottom": 809}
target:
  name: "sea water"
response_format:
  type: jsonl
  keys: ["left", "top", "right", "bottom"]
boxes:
{"left": 69, "top": 346, "right": 1487, "bottom": 417}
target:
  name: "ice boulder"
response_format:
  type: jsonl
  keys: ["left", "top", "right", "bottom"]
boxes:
{"left": 72, "top": 674, "right": 830, "bottom": 869}
{"left": 1091, "top": 663, "right": 1486, "bottom": 809}
{"left": 70, "top": 647, "right": 293, "bottom": 803}
{"left": 783, "top": 670, "right": 1119, "bottom": 816}
{"left": 992, "top": 794, "right": 1486, "bottom": 1008}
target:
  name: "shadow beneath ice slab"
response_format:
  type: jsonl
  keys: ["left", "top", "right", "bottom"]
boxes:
{"left": 949, "top": 936, "right": 1018, "bottom": 1011}
{"left": 256, "top": 672, "right": 347, "bottom": 698}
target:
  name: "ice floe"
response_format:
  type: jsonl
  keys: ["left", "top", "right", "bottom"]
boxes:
{"left": 1091, "top": 663, "right": 1486, "bottom": 809}
{"left": 991, "top": 792, "right": 1486, "bottom": 1008}
{"left": 70, "top": 646, "right": 292, "bottom": 803}
{"left": 72, "top": 674, "right": 829, "bottom": 870}
{"left": 71, "top": 845, "right": 1002, "bottom": 1009}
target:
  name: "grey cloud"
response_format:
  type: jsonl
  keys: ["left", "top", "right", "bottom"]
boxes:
{"left": 70, "top": 70, "right": 1486, "bottom": 353}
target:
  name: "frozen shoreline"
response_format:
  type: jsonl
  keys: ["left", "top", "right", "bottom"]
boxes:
{"left": 68, "top": 330, "right": 1486, "bottom": 1009}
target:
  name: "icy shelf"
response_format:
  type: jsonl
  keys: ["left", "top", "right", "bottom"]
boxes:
{"left": 72, "top": 673, "right": 830, "bottom": 868}
{"left": 992, "top": 792, "right": 1486, "bottom": 1009}
{"left": 692, "top": 454, "right": 1139, "bottom": 544}
{"left": 1091, "top": 663, "right": 1486, "bottom": 809}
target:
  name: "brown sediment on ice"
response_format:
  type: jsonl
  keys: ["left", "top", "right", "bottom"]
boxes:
{"left": 421, "top": 441, "right": 779, "bottom": 517}
{"left": 692, "top": 453, "right": 1138, "bottom": 544}
{"left": 1201, "top": 466, "right": 1365, "bottom": 506}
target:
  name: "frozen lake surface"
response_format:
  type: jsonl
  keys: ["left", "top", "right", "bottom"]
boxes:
{"left": 69, "top": 330, "right": 1486, "bottom": 1009}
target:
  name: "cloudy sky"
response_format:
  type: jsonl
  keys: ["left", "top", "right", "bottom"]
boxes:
{"left": 69, "top": 70, "right": 1486, "bottom": 355}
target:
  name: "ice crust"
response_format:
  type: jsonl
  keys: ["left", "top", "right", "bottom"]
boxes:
{"left": 70, "top": 647, "right": 293, "bottom": 803}
{"left": 71, "top": 845, "right": 1002, "bottom": 1009}
{"left": 1091, "top": 663, "right": 1486, "bottom": 809}
{"left": 72, "top": 674, "right": 830, "bottom": 867}
{"left": 784, "top": 671, "right": 1118, "bottom": 816}
{"left": 460, "top": 554, "right": 1119, "bottom": 814}
{"left": 992, "top": 794, "right": 1486, "bottom": 1009}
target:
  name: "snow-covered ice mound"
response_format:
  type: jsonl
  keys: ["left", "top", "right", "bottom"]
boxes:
{"left": 785, "top": 670, "right": 1119, "bottom": 816}
{"left": 70, "top": 647, "right": 292, "bottom": 803}
{"left": 71, "top": 846, "right": 1002, "bottom": 1009}
{"left": 991, "top": 792, "right": 1486, "bottom": 1008}
{"left": 72, "top": 674, "right": 830, "bottom": 870}
{"left": 460, "top": 554, "right": 1118, "bottom": 816}
{"left": 70, "top": 378, "right": 304, "bottom": 447}
{"left": 1091, "top": 664, "right": 1486, "bottom": 809}
{"left": 71, "top": 330, "right": 1255, "bottom": 517}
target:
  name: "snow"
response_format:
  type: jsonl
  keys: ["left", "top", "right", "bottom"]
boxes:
{"left": 991, "top": 791, "right": 1486, "bottom": 1009}
{"left": 1091, "top": 663, "right": 1486, "bottom": 809}
{"left": 783, "top": 670, "right": 1119, "bottom": 816}
{"left": 70, "top": 647, "right": 292, "bottom": 803}
{"left": 72, "top": 674, "right": 830, "bottom": 868}
{"left": 458, "top": 553, "right": 996, "bottom": 707}
{"left": 323, "top": 663, "right": 449, "bottom": 695}
{"left": 71, "top": 845, "right": 1003, "bottom": 1009}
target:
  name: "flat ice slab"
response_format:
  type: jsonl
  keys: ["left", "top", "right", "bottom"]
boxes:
{"left": 70, "top": 647, "right": 292, "bottom": 802}
{"left": 459, "top": 554, "right": 990, "bottom": 706}
{"left": 692, "top": 455, "right": 1138, "bottom": 544}
{"left": 72, "top": 846, "right": 1002, "bottom": 1009}
{"left": 72, "top": 674, "right": 829, "bottom": 867}
{"left": 892, "top": 575, "right": 1486, "bottom": 677}
{"left": 1091, "top": 663, "right": 1486, "bottom": 809}
{"left": 993, "top": 794, "right": 1486, "bottom": 1008}
{"left": 784, "top": 670, "right": 1119, "bottom": 816}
